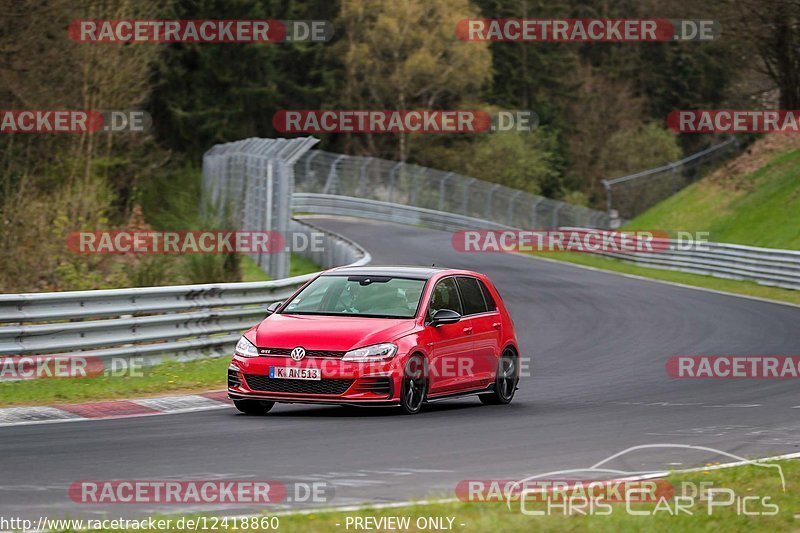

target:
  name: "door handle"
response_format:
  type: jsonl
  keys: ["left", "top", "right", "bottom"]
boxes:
{"left": 462, "top": 327, "right": 473, "bottom": 334}
{"left": 492, "top": 322, "right": 501, "bottom": 329}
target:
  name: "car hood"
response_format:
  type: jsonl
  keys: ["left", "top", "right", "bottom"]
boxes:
{"left": 253, "top": 313, "right": 417, "bottom": 351}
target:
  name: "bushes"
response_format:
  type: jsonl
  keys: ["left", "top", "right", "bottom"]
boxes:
{"left": 0, "top": 160, "right": 242, "bottom": 292}
{"left": 0, "top": 170, "right": 113, "bottom": 292}
{"left": 598, "top": 123, "right": 683, "bottom": 178}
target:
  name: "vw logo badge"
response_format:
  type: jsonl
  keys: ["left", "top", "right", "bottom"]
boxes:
{"left": 290, "top": 346, "right": 306, "bottom": 361}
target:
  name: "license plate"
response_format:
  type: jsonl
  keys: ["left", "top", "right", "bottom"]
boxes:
{"left": 269, "top": 367, "right": 321, "bottom": 380}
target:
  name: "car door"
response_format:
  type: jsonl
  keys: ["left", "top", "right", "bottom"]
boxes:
{"left": 424, "top": 276, "right": 474, "bottom": 395}
{"left": 455, "top": 276, "right": 500, "bottom": 388}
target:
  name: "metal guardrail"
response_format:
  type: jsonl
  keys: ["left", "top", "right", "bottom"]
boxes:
{"left": 561, "top": 228, "right": 800, "bottom": 291}
{"left": 0, "top": 219, "right": 370, "bottom": 363}
{"left": 293, "top": 198, "right": 800, "bottom": 292}
{"left": 293, "top": 193, "right": 514, "bottom": 231}
{"left": 596, "top": 242, "right": 800, "bottom": 291}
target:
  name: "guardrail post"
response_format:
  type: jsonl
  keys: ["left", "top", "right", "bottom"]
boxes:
{"left": 508, "top": 191, "right": 522, "bottom": 226}
{"left": 323, "top": 154, "right": 347, "bottom": 195}
{"left": 602, "top": 179, "right": 612, "bottom": 214}
{"left": 462, "top": 178, "right": 475, "bottom": 215}
{"left": 551, "top": 203, "right": 563, "bottom": 229}
{"left": 411, "top": 167, "right": 426, "bottom": 206}
{"left": 578, "top": 208, "right": 589, "bottom": 228}
{"left": 530, "top": 197, "right": 543, "bottom": 228}
{"left": 389, "top": 162, "right": 403, "bottom": 203}
{"left": 486, "top": 184, "right": 500, "bottom": 221}
{"left": 303, "top": 150, "right": 319, "bottom": 192}
{"left": 358, "top": 157, "right": 373, "bottom": 197}
{"left": 438, "top": 172, "right": 453, "bottom": 212}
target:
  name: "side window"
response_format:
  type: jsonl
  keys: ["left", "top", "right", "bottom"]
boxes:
{"left": 429, "top": 277, "right": 463, "bottom": 315}
{"left": 456, "top": 276, "right": 488, "bottom": 315}
{"left": 478, "top": 280, "right": 497, "bottom": 311}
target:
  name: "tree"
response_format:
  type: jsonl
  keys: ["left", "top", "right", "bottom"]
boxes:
{"left": 0, "top": 0, "right": 168, "bottom": 291}
{"left": 597, "top": 122, "right": 682, "bottom": 178}
{"left": 563, "top": 64, "right": 647, "bottom": 204}
{"left": 1, "top": 0, "right": 165, "bottom": 209}
{"left": 148, "top": 0, "right": 339, "bottom": 157}
{"left": 472, "top": 0, "right": 579, "bottom": 127}
{"left": 729, "top": 0, "right": 800, "bottom": 108}
{"left": 464, "top": 128, "right": 561, "bottom": 195}
{"left": 335, "top": 0, "right": 492, "bottom": 160}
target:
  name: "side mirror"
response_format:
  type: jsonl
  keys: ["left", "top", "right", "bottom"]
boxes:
{"left": 266, "top": 301, "right": 283, "bottom": 314}
{"left": 430, "top": 308, "right": 461, "bottom": 326}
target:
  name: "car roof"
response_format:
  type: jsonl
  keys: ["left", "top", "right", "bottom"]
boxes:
{"left": 324, "top": 265, "right": 453, "bottom": 280}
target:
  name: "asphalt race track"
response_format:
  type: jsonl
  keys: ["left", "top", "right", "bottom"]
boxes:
{"left": 1, "top": 216, "right": 799, "bottom": 519}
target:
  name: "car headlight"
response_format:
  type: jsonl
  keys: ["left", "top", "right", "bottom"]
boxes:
{"left": 234, "top": 336, "right": 259, "bottom": 358}
{"left": 342, "top": 343, "right": 397, "bottom": 362}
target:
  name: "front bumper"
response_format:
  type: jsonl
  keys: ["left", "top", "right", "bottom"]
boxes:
{"left": 227, "top": 354, "right": 401, "bottom": 405}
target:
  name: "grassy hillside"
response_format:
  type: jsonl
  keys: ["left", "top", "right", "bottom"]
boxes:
{"left": 625, "top": 135, "right": 800, "bottom": 250}
{"left": 535, "top": 134, "right": 800, "bottom": 305}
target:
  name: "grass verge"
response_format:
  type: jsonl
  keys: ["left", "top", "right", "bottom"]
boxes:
{"left": 66, "top": 458, "right": 799, "bottom": 532}
{"left": 289, "top": 254, "right": 323, "bottom": 278}
{"left": 240, "top": 254, "right": 321, "bottom": 282}
{"left": 534, "top": 251, "right": 800, "bottom": 306}
{"left": 0, "top": 357, "right": 229, "bottom": 407}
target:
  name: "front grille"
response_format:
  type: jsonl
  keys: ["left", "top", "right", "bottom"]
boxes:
{"left": 352, "top": 377, "right": 392, "bottom": 397}
{"left": 258, "top": 347, "right": 346, "bottom": 358}
{"left": 228, "top": 369, "right": 241, "bottom": 388}
{"left": 243, "top": 374, "right": 353, "bottom": 395}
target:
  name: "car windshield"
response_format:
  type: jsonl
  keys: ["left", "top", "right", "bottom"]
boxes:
{"left": 280, "top": 275, "right": 426, "bottom": 318}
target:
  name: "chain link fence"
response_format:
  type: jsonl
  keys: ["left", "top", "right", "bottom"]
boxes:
{"left": 203, "top": 137, "right": 739, "bottom": 267}
{"left": 295, "top": 150, "right": 611, "bottom": 229}
{"left": 202, "top": 137, "right": 318, "bottom": 279}
{"left": 602, "top": 137, "right": 739, "bottom": 220}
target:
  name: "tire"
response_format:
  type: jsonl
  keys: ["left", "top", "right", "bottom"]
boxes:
{"left": 233, "top": 399, "right": 275, "bottom": 415}
{"left": 399, "top": 354, "right": 428, "bottom": 415}
{"left": 480, "top": 349, "right": 518, "bottom": 405}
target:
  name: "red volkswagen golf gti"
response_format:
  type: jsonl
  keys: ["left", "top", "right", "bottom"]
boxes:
{"left": 228, "top": 266, "right": 519, "bottom": 415}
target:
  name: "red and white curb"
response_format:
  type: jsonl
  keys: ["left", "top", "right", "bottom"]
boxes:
{"left": 0, "top": 391, "right": 230, "bottom": 428}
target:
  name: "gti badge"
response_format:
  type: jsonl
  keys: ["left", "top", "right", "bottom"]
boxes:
{"left": 290, "top": 346, "right": 306, "bottom": 361}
